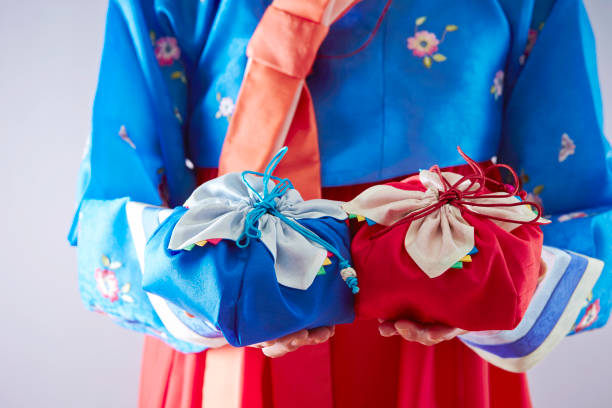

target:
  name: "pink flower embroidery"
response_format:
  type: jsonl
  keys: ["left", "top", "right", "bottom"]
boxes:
{"left": 575, "top": 299, "right": 600, "bottom": 332}
{"left": 559, "top": 133, "right": 576, "bottom": 162}
{"left": 406, "top": 17, "right": 456, "bottom": 69}
{"left": 155, "top": 37, "right": 181, "bottom": 66}
{"left": 490, "top": 70, "right": 504, "bottom": 100}
{"left": 95, "top": 268, "right": 120, "bottom": 302}
{"left": 558, "top": 211, "right": 587, "bottom": 223}
{"left": 118, "top": 125, "right": 135, "bottom": 149}
{"left": 407, "top": 30, "right": 440, "bottom": 57}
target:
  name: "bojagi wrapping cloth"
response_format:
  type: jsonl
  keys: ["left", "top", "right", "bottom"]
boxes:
{"left": 343, "top": 148, "right": 549, "bottom": 331}
{"left": 142, "top": 148, "right": 357, "bottom": 347}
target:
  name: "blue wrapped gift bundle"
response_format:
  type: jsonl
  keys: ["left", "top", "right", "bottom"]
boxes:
{"left": 142, "top": 148, "right": 357, "bottom": 347}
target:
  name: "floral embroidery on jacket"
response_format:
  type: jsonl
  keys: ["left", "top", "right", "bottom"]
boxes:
{"left": 558, "top": 211, "right": 587, "bottom": 222}
{"left": 407, "top": 17, "right": 457, "bottom": 68}
{"left": 118, "top": 125, "right": 136, "bottom": 149}
{"left": 155, "top": 37, "right": 181, "bottom": 66}
{"left": 490, "top": 70, "right": 504, "bottom": 100}
{"left": 174, "top": 107, "right": 184, "bottom": 124}
{"left": 171, "top": 71, "right": 187, "bottom": 84}
{"left": 559, "top": 133, "right": 576, "bottom": 162}
{"left": 95, "top": 255, "right": 134, "bottom": 303}
{"left": 216, "top": 93, "right": 235, "bottom": 121}
{"left": 95, "top": 268, "right": 119, "bottom": 302}
{"left": 575, "top": 298, "right": 601, "bottom": 332}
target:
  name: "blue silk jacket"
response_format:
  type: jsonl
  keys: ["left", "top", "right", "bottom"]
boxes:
{"left": 69, "top": 0, "right": 612, "bottom": 351}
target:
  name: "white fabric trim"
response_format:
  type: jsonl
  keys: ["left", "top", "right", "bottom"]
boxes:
{"left": 460, "top": 246, "right": 571, "bottom": 345}
{"left": 125, "top": 202, "right": 229, "bottom": 348}
{"left": 462, "top": 254, "right": 603, "bottom": 372}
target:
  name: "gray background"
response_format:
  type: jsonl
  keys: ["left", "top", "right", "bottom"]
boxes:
{"left": 0, "top": 1, "right": 610, "bottom": 407}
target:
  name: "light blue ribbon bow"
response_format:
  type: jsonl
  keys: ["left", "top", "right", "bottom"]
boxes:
{"left": 237, "top": 147, "right": 359, "bottom": 294}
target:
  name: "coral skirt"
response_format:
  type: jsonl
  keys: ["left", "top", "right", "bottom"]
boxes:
{"left": 138, "top": 167, "right": 532, "bottom": 408}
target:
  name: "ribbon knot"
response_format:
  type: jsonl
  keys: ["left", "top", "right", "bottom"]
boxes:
{"left": 439, "top": 188, "right": 463, "bottom": 203}
{"left": 393, "top": 147, "right": 545, "bottom": 229}
{"left": 236, "top": 147, "right": 359, "bottom": 293}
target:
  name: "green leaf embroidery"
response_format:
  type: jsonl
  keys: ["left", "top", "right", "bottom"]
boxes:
{"left": 445, "top": 24, "right": 458, "bottom": 32}
{"left": 416, "top": 16, "right": 427, "bottom": 26}
{"left": 533, "top": 185, "right": 545, "bottom": 195}
{"left": 101, "top": 255, "right": 110, "bottom": 268}
{"left": 121, "top": 283, "right": 131, "bottom": 293}
{"left": 432, "top": 54, "right": 447, "bottom": 62}
{"left": 423, "top": 56, "right": 432, "bottom": 68}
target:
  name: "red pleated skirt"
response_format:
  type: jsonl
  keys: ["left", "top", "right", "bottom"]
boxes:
{"left": 138, "top": 167, "right": 532, "bottom": 408}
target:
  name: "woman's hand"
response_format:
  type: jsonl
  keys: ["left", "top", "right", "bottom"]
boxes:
{"left": 251, "top": 326, "right": 335, "bottom": 358}
{"left": 378, "top": 319, "right": 466, "bottom": 346}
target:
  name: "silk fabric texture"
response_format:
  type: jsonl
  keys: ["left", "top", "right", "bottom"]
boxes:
{"left": 218, "top": 0, "right": 361, "bottom": 199}
{"left": 343, "top": 170, "right": 547, "bottom": 278}
{"left": 143, "top": 205, "right": 354, "bottom": 347}
{"left": 68, "top": 0, "right": 612, "bottom": 407}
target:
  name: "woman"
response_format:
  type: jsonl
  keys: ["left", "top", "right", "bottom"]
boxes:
{"left": 70, "top": 0, "right": 612, "bottom": 406}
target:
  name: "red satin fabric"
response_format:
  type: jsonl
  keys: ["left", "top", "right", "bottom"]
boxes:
{"left": 138, "top": 166, "right": 533, "bottom": 408}
{"left": 351, "top": 178, "right": 543, "bottom": 331}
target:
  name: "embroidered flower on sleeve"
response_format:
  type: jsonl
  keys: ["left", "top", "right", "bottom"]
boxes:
{"left": 215, "top": 93, "right": 235, "bottom": 121}
{"left": 96, "top": 255, "right": 134, "bottom": 303}
{"left": 95, "top": 268, "right": 120, "bottom": 302}
{"left": 559, "top": 133, "right": 576, "bottom": 162}
{"left": 406, "top": 17, "right": 457, "bottom": 68}
{"left": 558, "top": 211, "right": 587, "bottom": 222}
{"left": 575, "top": 299, "right": 601, "bottom": 332}
{"left": 408, "top": 30, "right": 439, "bottom": 57}
{"left": 155, "top": 37, "right": 181, "bottom": 66}
{"left": 490, "top": 70, "right": 504, "bottom": 100}
{"left": 118, "top": 125, "right": 136, "bottom": 149}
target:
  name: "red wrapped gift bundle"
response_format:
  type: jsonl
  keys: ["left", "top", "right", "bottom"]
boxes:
{"left": 343, "top": 148, "right": 549, "bottom": 331}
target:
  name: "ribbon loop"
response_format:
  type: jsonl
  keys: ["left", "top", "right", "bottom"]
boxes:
{"left": 237, "top": 147, "right": 359, "bottom": 293}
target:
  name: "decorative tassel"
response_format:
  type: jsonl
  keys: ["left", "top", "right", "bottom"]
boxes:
{"left": 340, "top": 265, "right": 360, "bottom": 294}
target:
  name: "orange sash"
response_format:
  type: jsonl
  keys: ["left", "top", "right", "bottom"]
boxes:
{"left": 218, "top": 0, "right": 361, "bottom": 200}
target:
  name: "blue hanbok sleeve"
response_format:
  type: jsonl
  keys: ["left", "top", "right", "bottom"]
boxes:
{"left": 68, "top": 0, "right": 222, "bottom": 352}
{"left": 499, "top": 0, "right": 612, "bottom": 333}
{"left": 459, "top": 0, "right": 611, "bottom": 373}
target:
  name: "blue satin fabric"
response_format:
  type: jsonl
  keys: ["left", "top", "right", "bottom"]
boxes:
{"left": 143, "top": 208, "right": 355, "bottom": 347}
{"left": 69, "top": 0, "right": 612, "bottom": 348}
